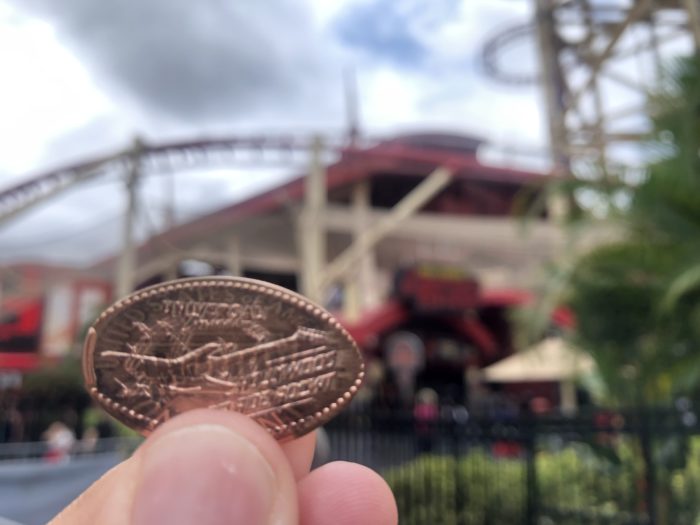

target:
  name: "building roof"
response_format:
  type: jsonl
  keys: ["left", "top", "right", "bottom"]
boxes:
{"left": 110, "top": 134, "right": 549, "bottom": 265}
{"left": 481, "top": 337, "right": 595, "bottom": 383}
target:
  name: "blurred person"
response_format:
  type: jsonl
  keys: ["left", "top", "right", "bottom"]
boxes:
{"left": 48, "top": 409, "right": 397, "bottom": 525}
{"left": 42, "top": 421, "right": 75, "bottom": 463}
{"left": 8, "top": 407, "right": 24, "bottom": 442}
{"left": 414, "top": 387, "right": 439, "bottom": 453}
{"left": 0, "top": 403, "right": 23, "bottom": 442}
{"left": 529, "top": 396, "right": 552, "bottom": 416}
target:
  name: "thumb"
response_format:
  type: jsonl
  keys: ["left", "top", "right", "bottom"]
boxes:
{"left": 49, "top": 410, "right": 298, "bottom": 525}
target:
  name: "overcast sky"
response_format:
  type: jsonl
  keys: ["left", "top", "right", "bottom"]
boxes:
{"left": 0, "top": 0, "right": 549, "bottom": 266}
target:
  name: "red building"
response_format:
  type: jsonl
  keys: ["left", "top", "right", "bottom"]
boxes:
{"left": 95, "top": 132, "right": 571, "bottom": 407}
{"left": 3, "top": 133, "right": 573, "bottom": 408}
{"left": 0, "top": 263, "right": 110, "bottom": 370}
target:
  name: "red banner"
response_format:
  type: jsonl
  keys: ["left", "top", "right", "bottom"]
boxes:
{"left": 395, "top": 265, "right": 479, "bottom": 313}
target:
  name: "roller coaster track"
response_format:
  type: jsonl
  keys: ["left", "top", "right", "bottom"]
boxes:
{"left": 0, "top": 134, "right": 351, "bottom": 227}
{"left": 481, "top": 22, "right": 538, "bottom": 85}
{"left": 481, "top": 2, "right": 692, "bottom": 86}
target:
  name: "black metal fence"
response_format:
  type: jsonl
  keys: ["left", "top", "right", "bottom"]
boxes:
{"left": 3, "top": 404, "right": 700, "bottom": 524}
{"left": 324, "top": 405, "right": 700, "bottom": 525}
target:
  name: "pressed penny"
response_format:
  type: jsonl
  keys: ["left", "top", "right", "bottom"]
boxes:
{"left": 83, "top": 277, "right": 364, "bottom": 441}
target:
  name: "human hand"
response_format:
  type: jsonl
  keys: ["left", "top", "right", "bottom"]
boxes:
{"left": 49, "top": 409, "right": 397, "bottom": 525}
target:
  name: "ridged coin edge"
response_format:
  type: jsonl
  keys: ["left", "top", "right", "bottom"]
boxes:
{"left": 83, "top": 277, "right": 365, "bottom": 439}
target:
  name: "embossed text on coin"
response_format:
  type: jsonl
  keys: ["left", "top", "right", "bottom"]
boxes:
{"left": 83, "top": 277, "right": 364, "bottom": 440}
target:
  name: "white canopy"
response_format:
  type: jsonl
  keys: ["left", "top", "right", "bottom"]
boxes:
{"left": 481, "top": 337, "right": 596, "bottom": 383}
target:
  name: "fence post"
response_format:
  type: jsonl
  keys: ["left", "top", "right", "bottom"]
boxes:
{"left": 640, "top": 408, "right": 657, "bottom": 525}
{"left": 524, "top": 416, "right": 538, "bottom": 525}
{"left": 453, "top": 419, "right": 465, "bottom": 525}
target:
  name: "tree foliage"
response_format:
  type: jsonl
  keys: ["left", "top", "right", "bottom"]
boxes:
{"left": 553, "top": 55, "right": 700, "bottom": 405}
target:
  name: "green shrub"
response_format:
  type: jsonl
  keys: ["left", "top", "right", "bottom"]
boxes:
{"left": 383, "top": 441, "right": 700, "bottom": 525}
{"left": 385, "top": 451, "right": 525, "bottom": 525}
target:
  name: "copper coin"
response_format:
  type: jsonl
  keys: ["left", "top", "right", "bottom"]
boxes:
{"left": 82, "top": 277, "right": 364, "bottom": 441}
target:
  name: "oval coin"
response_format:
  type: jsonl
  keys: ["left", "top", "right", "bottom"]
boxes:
{"left": 83, "top": 277, "right": 364, "bottom": 441}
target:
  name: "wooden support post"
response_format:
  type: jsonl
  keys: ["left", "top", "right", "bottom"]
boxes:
{"left": 535, "top": 0, "right": 570, "bottom": 220}
{"left": 298, "top": 136, "right": 327, "bottom": 302}
{"left": 115, "top": 139, "right": 142, "bottom": 299}
{"left": 226, "top": 235, "right": 242, "bottom": 276}
{"left": 343, "top": 181, "right": 378, "bottom": 320}
{"left": 319, "top": 167, "right": 452, "bottom": 290}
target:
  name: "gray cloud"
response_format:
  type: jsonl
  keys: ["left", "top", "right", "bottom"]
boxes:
{"left": 36, "top": 115, "right": 132, "bottom": 169}
{"left": 13, "top": 0, "right": 337, "bottom": 124}
{"left": 0, "top": 0, "right": 548, "bottom": 266}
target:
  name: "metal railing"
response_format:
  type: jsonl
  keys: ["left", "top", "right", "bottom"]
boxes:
{"left": 324, "top": 405, "right": 700, "bottom": 525}
{"left": 0, "top": 436, "right": 142, "bottom": 462}
{"left": 4, "top": 405, "right": 700, "bottom": 524}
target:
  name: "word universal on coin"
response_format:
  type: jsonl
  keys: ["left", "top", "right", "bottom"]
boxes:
{"left": 82, "top": 277, "right": 365, "bottom": 441}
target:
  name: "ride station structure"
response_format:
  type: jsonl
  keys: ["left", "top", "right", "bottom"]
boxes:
{"left": 0, "top": 132, "right": 575, "bottom": 409}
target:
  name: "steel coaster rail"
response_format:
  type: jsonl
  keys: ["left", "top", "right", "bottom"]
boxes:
{"left": 0, "top": 133, "right": 357, "bottom": 228}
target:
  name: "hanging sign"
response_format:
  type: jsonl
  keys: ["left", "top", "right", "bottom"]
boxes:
{"left": 394, "top": 265, "right": 479, "bottom": 313}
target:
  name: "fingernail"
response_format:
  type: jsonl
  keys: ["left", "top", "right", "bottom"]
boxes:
{"left": 132, "top": 424, "right": 277, "bottom": 525}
